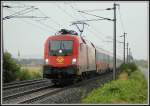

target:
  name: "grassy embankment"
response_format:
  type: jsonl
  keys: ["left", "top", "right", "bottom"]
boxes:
{"left": 82, "top": 63, "right": 148, "bottom": 104}
{"left": 17, "top": 65, "right": 42, "bottom": 81}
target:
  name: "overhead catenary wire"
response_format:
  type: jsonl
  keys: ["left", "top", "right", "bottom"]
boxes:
{"left": 56, "top": 3, "right": 89, "bottom": 36}
{"left": 56, "top": 4, "right": 76, "bottom": 21}
{"left": 3, "top": 3, "right": 36, "bottom": 8}
{"left": 118, "top": 6, "right": 125, "bottom": 33}
{"left": 80, "top": 8, "right": 113, "bottom": 12}
{"left": 4, "top": 3, "right": 65, "bottom": 33}
{"left": 5, "top": 7, "right": 57, "bottom": 33}
{"left": 72, "top": 3, "right": 113, "bottom": 37}
{"left": 3, "top": 6, "right": 38, "bottom": 19}
{"left": 78, "top": 10, "right": 114, "bottom": 21}
{"left": 69, "top": 3, "right": 110, "bottom": 43}
{"left": 37, "top": 9, "right": 66, "bottom": 29}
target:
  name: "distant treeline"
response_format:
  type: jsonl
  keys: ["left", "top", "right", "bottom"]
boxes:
{"left": 13, "top": 58, "right": 44, "bottom": 66}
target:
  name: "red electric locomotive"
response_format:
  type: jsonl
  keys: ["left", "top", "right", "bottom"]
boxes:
{"left": 43, "top": 29, "right": 97, "bottom": 84}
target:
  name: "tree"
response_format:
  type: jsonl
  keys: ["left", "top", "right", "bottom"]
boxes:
{"left": 3, "top": 52, "right": 21, "bottom": 83}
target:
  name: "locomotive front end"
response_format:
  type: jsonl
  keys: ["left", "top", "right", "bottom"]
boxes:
{"left": 43, "top": 34, "right": 79, "bottom": 84}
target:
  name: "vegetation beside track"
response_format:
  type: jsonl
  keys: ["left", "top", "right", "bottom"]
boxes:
{"left": 82, "top": 63, "right": 148, "bottom": 104}
{"left": 3, "top": 52, "right": 42, "bottom": 83}
{"left": 18, "top": 66, "right": 42, "bottom": 81}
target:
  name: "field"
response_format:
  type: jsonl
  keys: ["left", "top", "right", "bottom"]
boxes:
{"left": 18, "top": 65, "right": 43, "bottom": 81}
{"left": 21, "top": 65, "right": 43, "bottom": 72}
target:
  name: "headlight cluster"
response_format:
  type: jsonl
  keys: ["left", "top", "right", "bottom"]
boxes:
{"left": 72, "top": 58, "right": 77, "bottom": 64}
{"left": 45, "top": 58, "right": 49, "bottom": 64}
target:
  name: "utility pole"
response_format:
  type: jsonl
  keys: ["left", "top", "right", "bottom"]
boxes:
{"left": 18, "top": 50, "right": 20, "bottom": 62}
{"left": 120, "top": 32, "right": 127, "bottom": 63}
{"left": 2, "top": 2, "right": 4, "bottom": 55}
{"left": 113, "top": 3, "right": 117, "bottom": 80}
{"left": 129, "top": 48, "right": 131, "bottom": 63}
{"left": 126, "top": 42, "right": 129, "bottom": 63}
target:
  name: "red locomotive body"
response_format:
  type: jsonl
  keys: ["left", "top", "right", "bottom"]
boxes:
{"left": 43, "top": 33, "right": 96, "bottom": 84}
{"left": 43, "top": 34, "right": 79, "bottom": 83}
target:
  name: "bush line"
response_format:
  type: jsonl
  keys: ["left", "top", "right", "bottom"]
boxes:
{"left": 82, "top": 63, "right": 148, "bottom": 104}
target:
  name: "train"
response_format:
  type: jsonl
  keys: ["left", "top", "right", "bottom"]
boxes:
{"left": 43, "top": 29, "right": 122, "bottom": 85}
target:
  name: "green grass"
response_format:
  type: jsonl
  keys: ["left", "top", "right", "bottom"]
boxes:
{"left": 17, "top": 66, "right": 42, "bottom": 81}
{"left": 82, "top": 70, "right": 148, "bottom": 104}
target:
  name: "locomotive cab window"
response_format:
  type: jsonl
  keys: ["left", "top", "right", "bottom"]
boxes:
{"left": 49, "top": 40, "right": 73, "bottom": 56}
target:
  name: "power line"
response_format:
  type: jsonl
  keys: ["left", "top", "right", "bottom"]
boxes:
{"left": 5, "top": 7, "right": 56, "bottom": 33}
{"left": 74, "top": 9, "right": 114, "bottom": 41}
{"left": 3, "top": 3, "right": 36, "bottom": 8}
{"left": 78, "top": 11, "right": 114, "bottom": 21}
{"left": 56, "top": 4, "right": 76, "bottom": 20}
{"left": 80, "top": 8, "right": 113, "bottom": 12}
{"left": 3, "top": 6, "right": 38, "bottom": 20}
{"left": 37, "top": 9, "right": 65, "bottom": 29}
{"left": 56, "top": 3, "right": 90, "bottom": 35}
{"left": 118, "top": 6, "right": 125, "bottom": 33}
{"left": 69, "top": 4, "right": 110, "bottom": 43}
{"left": 4, "top": 3, "right": 62, "bottom": 33}
{"left": 72, "top": 4, "right": 113, "bottom": 37}
{"left": 35, "top": 20, "right": 57, "bottom": 31}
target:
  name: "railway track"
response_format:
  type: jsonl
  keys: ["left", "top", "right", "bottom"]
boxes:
{"left": 29, "top": 71, "right": 113, "bottom": 104}
{"left": 2, "top": 81, "right": 54, "bottom": 104}
{"left": 3, "top": 78, "right": 43, "bottom": 86}
{"left": 2, "top": 71, "right": 113, "bottom": 104}
{"left": 3, "top": 78, "right": 48, "bottom": 90}
{"left": 19, "top": 87, "right": 63, "bottom": 104}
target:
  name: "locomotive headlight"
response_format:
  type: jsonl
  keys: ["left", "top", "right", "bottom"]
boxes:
{"left": 72, "top": 58, "right": 77, "bottom": 64}
{"left": 45, "top": 59, "right": 49, "bottom": 64}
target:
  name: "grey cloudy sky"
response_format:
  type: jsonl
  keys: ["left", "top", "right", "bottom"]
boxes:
{"left": 2, "top": 1, "right": 148, "bottom": 60}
